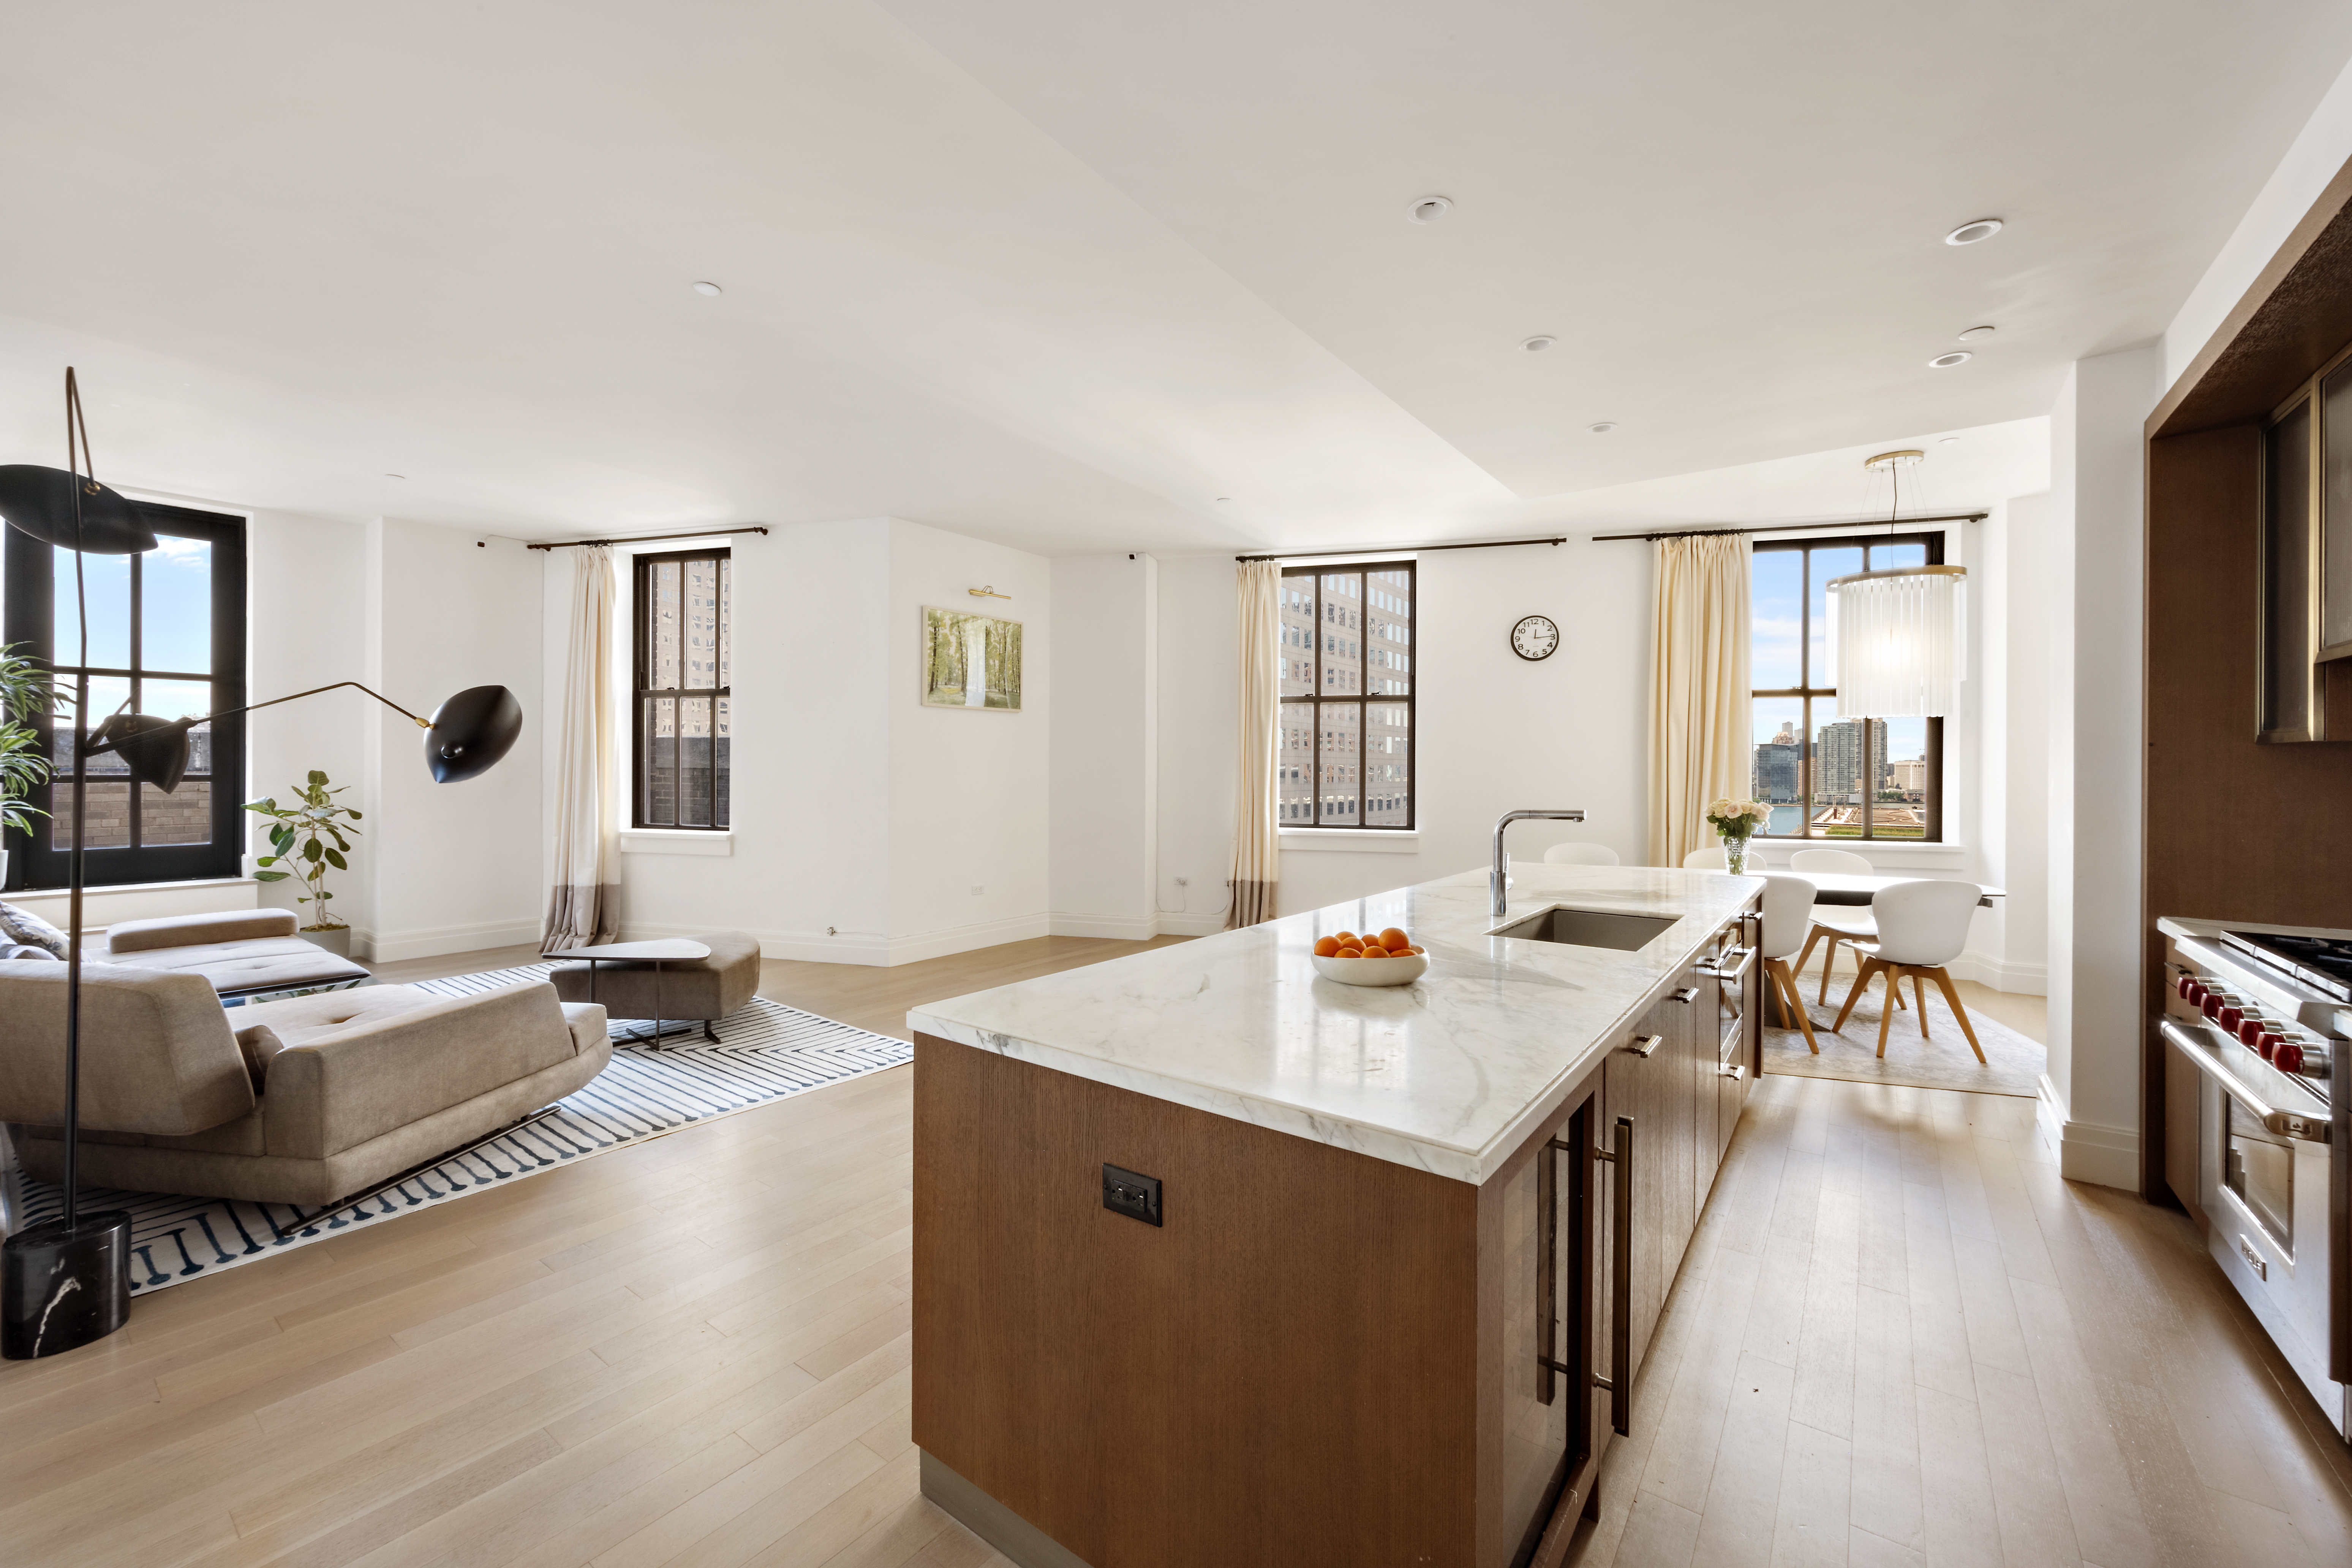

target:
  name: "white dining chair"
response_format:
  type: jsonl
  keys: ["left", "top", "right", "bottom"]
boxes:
{"left": 1786, "top": 847, "right": 1901, "bottom": 1010}
{"left": 1756, "top": 874, "right": 1820, "bottom": 1053}
{"left": 1829, "top": 879, "right": 1986, "bottom": 1061}
{"left": 1542, "top": 843, "right": 1621, "bottom": 866}
{"left": 1681, "top": 848, "right": 1728, "bottom": 870}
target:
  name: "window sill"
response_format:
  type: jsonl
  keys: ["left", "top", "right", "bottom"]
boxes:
{"left": 1748, "top": 841, "right": 1969, "bottom": 871}
{"left": 1279, "top": 830, "right": 1420, "bottom": 855}
{"left": 620, "top": 830, "right": 733, "bottom": 858}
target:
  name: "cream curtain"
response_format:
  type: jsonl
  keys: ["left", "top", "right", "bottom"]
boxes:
{"left": 1227, "top": 560, "right": 1280, "bottom": 928}
{"left": 1649, "top": 534, "right": 1753, "bottom": 868}
{"left": 544, "top": 545, "right": 619, "bottom": 949}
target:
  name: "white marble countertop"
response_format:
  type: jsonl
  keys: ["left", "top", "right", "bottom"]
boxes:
{"left": 908, "top": 865, "right": 1761, "bottom": 1185}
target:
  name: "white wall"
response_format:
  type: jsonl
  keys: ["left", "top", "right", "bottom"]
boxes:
{"left": 1971, "top": 496, "right": 2052, "bottom": 996}
{"left": 557, "top": 516, "right": 1053, "bottom": 967}
{"left": 360, "top": 519, "right": 545, "bottom": 961}
{"left": 1152, "top": 556, "right": 1239, "bottom": 933}
{"left": 1049, "top": 553, "right": 1160, "bottom": 937}
{"left": 2040, "top": 347, "right": 2164, "bottom": 1190}
{"left": 887, "top": 518, "right": 1051, "bottom": 960}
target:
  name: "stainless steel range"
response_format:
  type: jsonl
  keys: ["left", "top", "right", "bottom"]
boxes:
{"left": 2159, "top": 917, "right": 2352, "bottom": 1440}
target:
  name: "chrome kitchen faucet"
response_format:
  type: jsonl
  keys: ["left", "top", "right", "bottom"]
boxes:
{"left": 1492, "top": 809, "right": 1588, "bottom": 917}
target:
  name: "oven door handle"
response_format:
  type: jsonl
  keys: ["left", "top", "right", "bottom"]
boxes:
{"left": 2159, "top": 1020, "right": 2333, "bottom": 1143}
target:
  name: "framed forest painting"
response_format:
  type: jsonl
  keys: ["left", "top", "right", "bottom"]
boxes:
{"left": 922, "top": 606, "right": 1023, "bottom": 711}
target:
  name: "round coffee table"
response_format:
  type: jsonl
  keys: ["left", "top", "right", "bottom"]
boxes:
{"left": 540, "top": 939, "right": 713, "bottom": 1049}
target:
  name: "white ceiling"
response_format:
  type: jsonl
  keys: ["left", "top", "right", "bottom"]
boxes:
{"left": 0, "top": 3, "right": 2340, "bottom": 555}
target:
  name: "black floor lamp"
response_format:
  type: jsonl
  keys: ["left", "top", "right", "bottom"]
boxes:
{"left": 0, "top": 369, "right": 525, "bottom": 1360}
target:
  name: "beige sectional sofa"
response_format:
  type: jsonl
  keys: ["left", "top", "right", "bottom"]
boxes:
{"left": 99, "top": 907, "right": 372, "bottom": 999}
{"left": 0, "top": 964, "right": 609, "bottom": 1207}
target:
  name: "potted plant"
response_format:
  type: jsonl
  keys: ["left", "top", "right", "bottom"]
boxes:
{"left": 246, "top": 770, "right": 362, "bottom": 956}
{"left": 0, "top": 645, "right": 59, "bottom": 886}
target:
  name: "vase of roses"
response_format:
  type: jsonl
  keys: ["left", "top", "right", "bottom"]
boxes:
{"left": 1704, "top": 798, "right": 1772, "bottom": 874}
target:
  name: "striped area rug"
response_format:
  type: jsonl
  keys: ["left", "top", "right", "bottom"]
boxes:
{"left": 0, "top": 963, "right": 912, "bottom": 1296}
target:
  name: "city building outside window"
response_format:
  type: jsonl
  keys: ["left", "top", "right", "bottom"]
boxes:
{"left": 2, "top": 503, "right": 248, "bottom": 888}
{"left": 1277, "top": 562, "right": 1413, "bottom": 828}
{"left": 633, "top": 547, "right": 731, "bottom": 829}
{"left": 1750, "top": 532, "right": 1943, "bottom": 841}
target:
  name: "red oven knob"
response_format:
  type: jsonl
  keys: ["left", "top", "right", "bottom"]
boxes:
{"left": 2257, "top": 1032, "right": 2284, "bottom": 1061}
{"left": 2202, "top": 993, "right": 2226, "bottom": 1020}
{"left": 2276, "top": 1043, "right": 2304, "bottom": 1074}
{"left": 2177, "top": 974, "right": 2199, "bottom": 1001}
{"left": 2219, "top": 1005, "right": 2245, "bottom": 1030}
{"left": 2238, "top": 1018, "right": 2267, "bottom": 1047}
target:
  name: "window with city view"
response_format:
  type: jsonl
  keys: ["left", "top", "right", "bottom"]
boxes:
{"left": 633, "top": 548, "right": 731, "bottom": 829}
{"left": 2, "top": 501, "right": 248, "bottom": 888}
{"left": 1751, "top": 533, "right": 1942, "bottom": 840}
{"left": 1277, "top": 562, "right": 1414, "bottom": 828}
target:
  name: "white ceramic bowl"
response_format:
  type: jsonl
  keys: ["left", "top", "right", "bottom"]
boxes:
{"left": 1312, "top": 952, "right": 1430, "bottom": 987}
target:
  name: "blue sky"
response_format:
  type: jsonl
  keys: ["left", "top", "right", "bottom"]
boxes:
{"left": 51, "top": 534, "right": 212, "bottom": 720}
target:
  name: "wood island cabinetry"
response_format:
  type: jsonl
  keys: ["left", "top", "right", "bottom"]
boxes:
{"left": 910, "top": 869, "right": 1761, "bottom": 1568}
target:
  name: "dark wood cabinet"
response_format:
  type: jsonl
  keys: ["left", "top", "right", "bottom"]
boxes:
{"left": 910, "top": 899, "right": 1765, "bottom": 1568}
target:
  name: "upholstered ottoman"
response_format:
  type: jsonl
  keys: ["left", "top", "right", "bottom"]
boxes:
{"left": 545, "top": 930, "right": 760, "bottom": 1045}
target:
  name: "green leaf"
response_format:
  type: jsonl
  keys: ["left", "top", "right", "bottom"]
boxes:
{"left": 347, "top": 809, "right": 363, "bottom": 820}
{"left": 307, "top": 770, "right": 327, "bottom": 786}
{"left": 256, "top": 855, "right": 277, "bottom": 867}
{"left": 303, "top": 839, "right": 323, "bottom": 863}
{"left": 324, "top": 849, "right": 346, "bottom": 870}
{"left": 254, "top": 870, "right": 291, "bottom": 882}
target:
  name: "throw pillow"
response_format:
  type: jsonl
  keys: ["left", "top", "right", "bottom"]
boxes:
{"left": 233, "top": 1023, "right": 288, "bottom": 1092}
{"left": 0, "top": 942, "right": 59, "bottom": 961}
{"left": 0, "top": 899, "right": 70, "bottom": 960}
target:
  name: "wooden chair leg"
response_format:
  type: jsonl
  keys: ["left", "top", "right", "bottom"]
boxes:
{"left": 1831, "top": 956, "right": 1877, "bottom": 1032}
{"left": 1876, "top": 966, "right": 1900, "bottom": 1057}
{"left": 1767, "top": 958, "right": 1819, "bottom": 1053}
{"left": 1794, "top": 927, "right": 1824, "bottom": 983}
{"left": 1928, "top": 968, "right": 1987, "bottom": 1063}
{"left": 1816, "top": 933, "right": 1840, "bottom": 1005}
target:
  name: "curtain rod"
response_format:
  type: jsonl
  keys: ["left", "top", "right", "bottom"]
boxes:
{"left": 526, "top": 525, "right": 771, "bottom": 552}
{"left": 1590, "top": 512, "right": 1987, "bottom": 543}
{"left": 1234, "top": 535, "right": 1564, "bottom": 563}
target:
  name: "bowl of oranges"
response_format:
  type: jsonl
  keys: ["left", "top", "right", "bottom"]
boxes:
{"left": 1310, "top": 927, "right": 1429, "bottom": 986}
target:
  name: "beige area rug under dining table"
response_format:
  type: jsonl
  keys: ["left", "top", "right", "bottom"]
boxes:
{"left": 1762, "top": 967, "right": 2045, "bottom": 1097}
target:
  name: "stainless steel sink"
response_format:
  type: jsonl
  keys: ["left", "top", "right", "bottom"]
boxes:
{"left": 1490, "top": 906, "right": 1676, "bottom": 952}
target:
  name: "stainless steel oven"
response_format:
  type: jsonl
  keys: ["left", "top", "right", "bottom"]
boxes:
{"left": 2158, "top": 916, "right": 2350, "bottom": 1439}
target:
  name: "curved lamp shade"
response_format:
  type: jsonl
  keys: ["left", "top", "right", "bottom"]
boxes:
{"left": 426, "top": 685, "right": 523, "bottom": 783}
{"left": 84, "top": 684, "right": 525, "bottom": 792}
{"left": 0, "top": 465, "right": 158, "bottom": 555}
{"left": 1827, "top": 565, "right": 1967, "bottom": 718}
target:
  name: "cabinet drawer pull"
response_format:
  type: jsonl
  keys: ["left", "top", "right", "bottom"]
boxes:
{"left": 1696, "top": 946, "right": 1756, "bottom": 984}
{"left": 1595, "top": 1114, "right": 1633, "bottom": 1436}
{"left": 1671, "top": 986, "right": 1701, "bottom": 1005}
{"left": 1627, "top": 1032, "right": 1664, "bottom": 1058}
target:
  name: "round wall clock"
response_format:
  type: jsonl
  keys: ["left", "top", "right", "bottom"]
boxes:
{"left": 1511, "top": 614, "right": 1560, "bottom": 661}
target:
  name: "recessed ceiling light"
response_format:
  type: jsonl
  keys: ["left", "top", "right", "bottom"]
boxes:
{"left": 1215, "top": 496, "right": 1232, "bottom": 504}
{"left": 1521, "top": 335, "right": 1557, "bottom": 352}
{"left": 383, "top": 473, "right": 406, "bottom": 480}
{"left": 1928, "top": 351, "right": 1973, "bottom": 369}
{"left": 1957, "top": 324, "right": 1996, "bottom": 341}
{"left": 1588, "top": 422, "right": 1617, "bottom": 434}
{"left": 1944, "top": 218, "right": 2003, "bottom": 246}
{"left": 1408, "top": 195, "right": 1453, "bottom": 224}
{"left": 1938, "top": 436, "right": 1961, "bottom": 445}
{"left": 691, "top": 281, "right": 724, "bottom": 297}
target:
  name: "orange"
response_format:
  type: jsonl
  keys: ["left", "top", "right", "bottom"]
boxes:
{"left": 1361, "top": 945, "right": 1388, "bottom": 958}
{"left": 1378, "top": 927, "right": 1409, "bottom": 950}
{"left": 1313, "top": 936, "right": 1340, "bottom": 958}
{"left": 1333, "top": 931, "right": 1358, "bottom": 945}
{"left": 1337, "top": 946, "right": 1364, "bottom": 958}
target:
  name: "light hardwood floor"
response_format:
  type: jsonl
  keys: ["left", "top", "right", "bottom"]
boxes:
{"left": 5, "top": 942, "right": 2344, "bottom": 1568}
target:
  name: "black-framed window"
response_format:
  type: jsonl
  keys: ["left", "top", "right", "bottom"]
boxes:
{"left": 1750, "top": 533, "right": 1943, "bottom": 841}
{"left": 2, "top": 503, "right": 247, "bottom": 888}
{"left": 632, "top": 548, "right": 730, "bottom": 829}
{"left": 1277, "top": 562, "right": 1414, "bottom": 828}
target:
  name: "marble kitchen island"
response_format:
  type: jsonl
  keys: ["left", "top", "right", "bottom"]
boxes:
{"left": 908, "top": 865, "right": 1763, "bottom": 1568}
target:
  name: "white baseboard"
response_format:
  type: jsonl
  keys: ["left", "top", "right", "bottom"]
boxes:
{"left": 1153, "top": 911, "right": 1227, "bottom": 937}
{"left": 1048, "top": 912, "right": 1163, "bottom": 940}
{"left": 365, "top": 917, "right": 543, "bottom": 964}
{"left": 2036, "top": 1073, "right": 2139, "bottom": 1190}
{"left": 1947, "top": 951, "right": 2048, "bottom": 996}
{"left": 885, "top": 914, "right": 1051, "bottom": 966}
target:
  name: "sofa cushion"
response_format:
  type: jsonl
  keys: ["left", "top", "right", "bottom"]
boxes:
{"left": 238, "top": 983, "right": 442, "bottom": 1048}
{"left": 0, "top": 962, "right": 254, "bottom": 1135}
{"left": 0, "top": 900, "right": 70, "bottom": 959}
{"left": 106, "top": 908, "right": 299, "bottom": 953}
{"left": 233, "top": 1022, "right": 288, "bottom": 1090}
{"left": 103, "top": 934, "right": 369, "bottom": 995}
